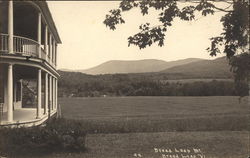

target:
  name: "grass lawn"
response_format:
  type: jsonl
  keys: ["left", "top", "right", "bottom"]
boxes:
{"left": 59, "top": 96, "right": 249, "bottom": 132}
{"left": 29, "top": 96, "right": 249, "bottom": 158}
{"left": 38, "top": 131, "right": 249, "bottom": 158}
{"left": 59, "top": 96, "right": 249, "bottom": 120}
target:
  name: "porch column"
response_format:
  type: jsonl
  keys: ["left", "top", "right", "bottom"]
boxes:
{"left": 53, "top": 78, "right": 56, "bottom": 110}
{"left": 37, "top": 12, "right": 42, "bottom": 58}
{"left": 53, "top": 40, "right": 55, "bottom": 65}
{"left": 52, "top": 77, "right": 55, "bottom": 110}
{"left": 52, "top": 77, "right": 54, "bottom": 110}
{"left": 49, "top": 75, "right": 52, "bottom": 111}
{"left": 51, "top": 39, "right": 53, "bottom": 65}
{"left": 55, "top": 78, "right": 58, "bottom": 110}
{"left": 7, "top": 64, "right": 13, "bottom": 122}
{"left": 37, "top": 69, "right": 42, "bottom": 118}
{"left": 49, "top": 33, "right": 52, "bottom": 64}
{"left": 44, "top": 73, "right": 48, "bottom": 115}
{"left": 20, "top": 79, "right": 23, "bottom": 104}
{"left": 44, "top": 25, "right": 48, "bottom": 61}
{"left": 13, "top": 80, "right": 16, "bottom": 103}
{"left": 55, "top": 44, "right": 57, "bottom": 66}
{"left": 8, "top": 1, "right": 13, "bottom": 54}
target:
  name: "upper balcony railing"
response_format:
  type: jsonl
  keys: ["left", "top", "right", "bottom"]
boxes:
{"left": 0, "top": 33, "right": 55, "bottom": 67}
{"left": 0, "top": 34, "right": 8, "bottom": 53}
{"left": 13, "top": 35, "right": 39, "bottom": 57}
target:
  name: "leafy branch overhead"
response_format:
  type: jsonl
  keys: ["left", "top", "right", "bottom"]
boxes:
{"left": 103, "top": 0, "right": 249, "bottom": 95}
{"left": 105, "top": 1, "right": 221, "bottom": 49}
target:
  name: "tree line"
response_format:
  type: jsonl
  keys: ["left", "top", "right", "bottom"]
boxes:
{"left": 58, "top": 71, "right": 248, "bottom": 97}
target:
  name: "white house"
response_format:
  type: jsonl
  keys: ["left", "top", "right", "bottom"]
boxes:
{"left": 0, "top": 1, "right": 61, "bottom": 127}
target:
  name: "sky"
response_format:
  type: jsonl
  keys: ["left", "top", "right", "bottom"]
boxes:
{"left": 47, "top": 1, "right": 228, "bottom": 70}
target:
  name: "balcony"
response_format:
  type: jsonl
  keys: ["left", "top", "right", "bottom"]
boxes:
{"left": 0, "top": 1, "right": 60, "bottom": 69}
{"left": 0, "top": 33, "right": 54, "bottom": 67}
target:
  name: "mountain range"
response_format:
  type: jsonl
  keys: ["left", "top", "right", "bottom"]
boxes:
{"left": 60, "top": 57, "right": 232, "bottom": 78}
{"left": 73, "top": 58, "right": 203, "bottom": 75}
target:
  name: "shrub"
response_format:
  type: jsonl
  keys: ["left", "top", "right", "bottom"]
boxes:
{"left": 46, "top": 118, "right": 86, "bottom": 151}
{"left": 0, "top": 118, "right": 86, "bottom": 157}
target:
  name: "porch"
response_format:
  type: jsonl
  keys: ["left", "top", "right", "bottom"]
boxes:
{"left": 0, "top": 63, "right": 58, "bottom": 127}
{"left": 0, "top": 108, "right": 57, "bottom": 127}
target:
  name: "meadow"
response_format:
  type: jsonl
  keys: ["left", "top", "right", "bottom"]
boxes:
{"left": 60, "top": 96, "right": 249, "bottom": 120}
{"left": 39, "top": 96, "right": 250, "bottom": 158}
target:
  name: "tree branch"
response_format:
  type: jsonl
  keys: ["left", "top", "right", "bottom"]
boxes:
{"left": 138, "top": 24, "right": 165, "bottom": 34}
{"left": 212, "top": 4, "right": 233, "bottom": 12}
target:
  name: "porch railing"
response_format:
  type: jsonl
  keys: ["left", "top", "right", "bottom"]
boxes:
{"left": 0, "top": 34, "right": 9, "bottom": 53}
{"left": 0, "top": 34, "right": 55, "bottom": 67}
{"left": 13, "top": 35, "right": 39, "bottom": 57}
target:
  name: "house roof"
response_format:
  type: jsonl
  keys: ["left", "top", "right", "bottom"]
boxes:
{"left": 35, "top": 1, "right": 62, "bottom": 44}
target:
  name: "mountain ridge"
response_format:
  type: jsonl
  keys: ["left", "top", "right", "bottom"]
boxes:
{"left": 160, "top": 56, "right": 232, "bottom": 78}
{"left": 71, "top": 58, "right": 204, "bottom": 75}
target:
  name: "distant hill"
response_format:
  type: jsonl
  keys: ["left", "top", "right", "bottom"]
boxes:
{"left": 161, "top": 57, "right": 233, "bottom": 78}
{"left": 59, "top": 68, "right": 74, "bottom": 72}
{"left": 77, "top": 58, "right": 203, "bottom": 75}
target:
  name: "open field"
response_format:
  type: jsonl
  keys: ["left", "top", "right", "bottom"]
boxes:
{"left": 59, "top": 96, "right": 249, "bottom": 132}
{"left": 59, "top": 96, "right": 249, "bottom": 120}
{"left": 50, "top": 96, "right": 250, "bottom": 158}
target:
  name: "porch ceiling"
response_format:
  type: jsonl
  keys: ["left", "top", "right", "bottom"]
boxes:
{"left": 14, "top": 2, "right": 38, "bottom": 41}
{"left": 14, "top": 64, "right": 38, "bottom": 79}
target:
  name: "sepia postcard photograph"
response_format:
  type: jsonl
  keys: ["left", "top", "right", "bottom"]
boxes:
{"left": 0, "top": 0, "right": 249, "bottom": 158}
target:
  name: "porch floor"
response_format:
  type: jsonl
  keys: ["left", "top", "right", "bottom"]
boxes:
{"left": 0, "top": 108, "right": 56, "bottom": 127}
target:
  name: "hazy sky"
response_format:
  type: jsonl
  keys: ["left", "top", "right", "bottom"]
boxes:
{"left": 48, "top": 1, "right": 228, "bottom": 70}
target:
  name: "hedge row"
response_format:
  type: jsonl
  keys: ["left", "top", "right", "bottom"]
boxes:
{"left": 0, "top": 118, "right": 86, "bottom": 157}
